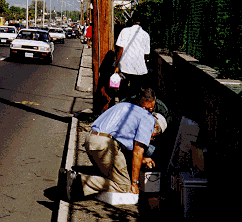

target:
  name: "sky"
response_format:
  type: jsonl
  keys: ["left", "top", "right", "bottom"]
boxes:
{"left": 5, "top": 0, "right": 87, "bottom": 11}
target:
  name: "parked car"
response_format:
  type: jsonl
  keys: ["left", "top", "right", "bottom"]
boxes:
{"left": 65, "top": 28, "right": 73, "bottom": 38}
{"left": 48, "top": 27, "right": 65, "bottom": 43}
{"left": 8, "top": 22, "right": 24, "bottom": 31}
{"left": 72, "top": 29, "right": 80, "bottom": 39}
{"left": 10, "top": 29, "right": 54, "bottom": 64}
{"left": 0, "top": 26, "right": 18, "bottom": 45}
{"left": 29, "top": 26, "right": 40, "bottom": 29}
{"left": 39, "top": 26, "right": 49, "bottom": 31}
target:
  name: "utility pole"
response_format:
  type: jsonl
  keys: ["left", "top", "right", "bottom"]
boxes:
{"left": 93, "top": 0, "right": 114, "bottom": 114}
{"left": 80, "top": 0, "right": 84, "bottom": 26}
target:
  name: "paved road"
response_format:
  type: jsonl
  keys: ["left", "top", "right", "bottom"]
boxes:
{"left": 0, "top": 39, "right": 85, "bottom": 221}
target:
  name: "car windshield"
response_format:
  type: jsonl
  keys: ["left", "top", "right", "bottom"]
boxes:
{"left": 0, "top": 27, "right": 16, "bottom": 33}
{"left": 17, "top": 31, "right": 49, "bottom": 41}
{"left": 49, "top": 29, "right": 63, "bottom": 33}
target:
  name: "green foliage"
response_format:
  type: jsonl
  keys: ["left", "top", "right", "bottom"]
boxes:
{"left": 1, "top": 0, "right": 80, "bottom": 24}
{"left": 135, "top": 0, "right": 164, "bottom": 51}
{"left": 114, "top": 4, "right": 132, "bottom": 25}
{"left": 5, "top": 6, "right": 26, "bottom": 21}
{"left": 81, "top": 114, "right": 99, "bottom": 124}
{"left": 135, "top": 0, "right": 241, "bottom": 80}
{"left": 0, "top": 0, "right": 9, "bottom": 15}
{"left": 29, "top": 0, "right": 47, "bottom": 20}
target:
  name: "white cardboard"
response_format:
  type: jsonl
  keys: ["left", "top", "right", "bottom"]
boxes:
{"left": 96, "top": 192, "right": 139, "bottom": 205}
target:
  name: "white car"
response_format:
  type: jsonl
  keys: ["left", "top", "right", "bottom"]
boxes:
{"left": 48, "top": 27, "right": 65, "bottom": 44}
{"left": 10, "top": 29, "right": 54, "bottom": 63}
{"left": 0, "top": 26, "right": 18, "bottom": 44}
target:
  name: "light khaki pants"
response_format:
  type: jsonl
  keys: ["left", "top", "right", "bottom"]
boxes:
{"left": 81, "top": 134, "right": 131, "bottom": 196}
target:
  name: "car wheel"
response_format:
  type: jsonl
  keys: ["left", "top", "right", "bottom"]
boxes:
{"left": 62, "top": 39, "right": 65, "bottom": 44}
{"left": 10, "top": 51, "right": 16, "bottom": 61}
{"left": 46, "top": 53, "right": 53, "bottom": 64}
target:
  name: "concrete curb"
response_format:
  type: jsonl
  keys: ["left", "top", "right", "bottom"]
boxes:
{"left": 57, "top": 117, "right": 78, "bottom": 222}
{"left": 56, "top": 45, "right": 93, "bottom": 222}
{"left": 76, "top": 46, "right": 93, "bottom": 92}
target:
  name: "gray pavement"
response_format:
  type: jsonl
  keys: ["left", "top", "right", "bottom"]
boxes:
{"left": 0, "top": 39, "right": 86, "bottom": 222}
{"left": 56, "top": 45, "right": 165, "bottom": 222}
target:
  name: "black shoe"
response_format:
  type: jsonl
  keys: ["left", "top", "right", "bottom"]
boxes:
{"left": 58, "top": 168, "right": 84, "bottom": 203}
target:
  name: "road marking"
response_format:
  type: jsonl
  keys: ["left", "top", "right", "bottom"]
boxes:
{"left": 15, "top": 101, "right": 40, "bottom": 105}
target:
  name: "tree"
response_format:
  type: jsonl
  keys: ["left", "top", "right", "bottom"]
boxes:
{"left": 29, "top": 0, "right": 47, "bottom": 20}
{"left": 135, "top": 0, "right": 164, "bottom": 50}
{"left": 4, "top": 6, "right": 26, "bottom": 21}
{"left": 0, "top": 0, "right": 9, "bottom": 15}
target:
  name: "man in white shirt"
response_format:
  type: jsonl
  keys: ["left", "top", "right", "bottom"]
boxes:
{"left": 114, "top": 12, "right": 150, "bottom": 100}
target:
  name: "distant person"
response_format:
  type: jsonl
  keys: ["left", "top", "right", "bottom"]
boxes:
{"left": 85, "top": 23, "right": 92, "bottom": 48}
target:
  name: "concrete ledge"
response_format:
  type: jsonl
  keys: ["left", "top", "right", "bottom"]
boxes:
{"left": 174, "top": 51, "right": 199, "bottom": 62}
{"left": 190, "top": 62, "right": 220, "bottom": 78}
{"left": 159, "top": 54, "right": 173, "bottom": 65}
{"left": 216, "top": 79, "right": 242, "bottom": 94}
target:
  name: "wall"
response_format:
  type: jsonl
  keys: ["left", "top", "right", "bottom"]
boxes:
{"left": 154, "top": 50, "right": 241, "bottom": 218}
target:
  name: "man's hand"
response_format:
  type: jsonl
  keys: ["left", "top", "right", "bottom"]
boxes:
{"left": 130, "top": 183, "right": 139, "bottom": 194}
{"left": 142, "top": 157, "right": 155, "bottom": 169}
{"left": 114, "top": 66, "right": 119, "bottom": 74}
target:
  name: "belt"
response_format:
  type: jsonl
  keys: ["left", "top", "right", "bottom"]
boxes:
{"left": 90, "top": 131, "right": 113, "bottom": 139}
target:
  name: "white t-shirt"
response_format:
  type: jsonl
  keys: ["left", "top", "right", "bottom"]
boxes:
{"left": 116, "top": 25, "right": 150, "bottom": 75}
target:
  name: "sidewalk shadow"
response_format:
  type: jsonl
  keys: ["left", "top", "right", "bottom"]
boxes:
{"left": 95, "top": 50, "right": 117, "bottom": 113}
{"left": 67, "top": 193, "right": 167, "bottom": 221}
{"left": 0, "top": 97, "right": 71, "bottom": 123}
{"left": 37, "top": 186, "right": 62, "bottom": 222}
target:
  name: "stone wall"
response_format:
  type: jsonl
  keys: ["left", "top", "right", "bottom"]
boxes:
{"left": 154, "top": 50, "right": 241, "bottom": 217}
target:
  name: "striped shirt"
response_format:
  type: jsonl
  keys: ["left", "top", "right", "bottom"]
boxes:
{"left": 91, "top": 102, "right": 155, "bottom": 151}
{"left": 116, "top": 25, "right": 150, "bottom": 75}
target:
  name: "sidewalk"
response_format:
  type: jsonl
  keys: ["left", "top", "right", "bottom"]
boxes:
{"left": 56, "top": 45, "right": 164, "bottom": 222}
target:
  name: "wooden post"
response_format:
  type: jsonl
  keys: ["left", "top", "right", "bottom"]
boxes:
{"left": 93, "top": 0, "right": 114, "bottom": 114}
{"left": 80, "top": 1, "right": 84, "bottom": 26}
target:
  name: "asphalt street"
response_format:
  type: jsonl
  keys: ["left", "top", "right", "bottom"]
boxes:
{"left": 0, "top": 39, "right": 87, "bottom": 221}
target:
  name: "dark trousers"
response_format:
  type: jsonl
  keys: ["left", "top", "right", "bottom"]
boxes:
{"left": 118, "top": 73, "right": 149, "bottom": 100}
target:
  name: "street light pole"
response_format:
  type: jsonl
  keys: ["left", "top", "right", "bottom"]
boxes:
{"left": 35, "top": 0, "right": 37, "bottom": 26}
{"left": 26, "top": 0, "right": 29, "bottom": 29}
{"left": 50, "top": 0, "right": 51, "bottom": 22}
{"left": 61, "top": 1, "right": 62, "bottom": 25}
{"left": 43, "top": 0, "right": 45, "bottom": 27}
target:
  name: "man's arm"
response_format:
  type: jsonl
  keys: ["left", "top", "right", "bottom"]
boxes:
{"left": 114, "top": 46, "right": 123, "bottom": 73}
{"left": 130, "top": 141, "right": 145, "bottom": 194}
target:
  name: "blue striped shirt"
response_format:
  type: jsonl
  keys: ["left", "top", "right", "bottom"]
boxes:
{"left": 91, "top": 102, "right": 155, "bottom": 151}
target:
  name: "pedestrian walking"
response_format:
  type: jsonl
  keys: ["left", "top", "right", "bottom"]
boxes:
{"left": 113, "top": 12, "right": 150, "bottom": 100}
{"left": 85, "top": 23, "right": 92, "bottom": 48}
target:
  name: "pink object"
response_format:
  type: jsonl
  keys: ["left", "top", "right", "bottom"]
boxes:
{"left": 109, "top": 73, "right": 121, "bottom": 88}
